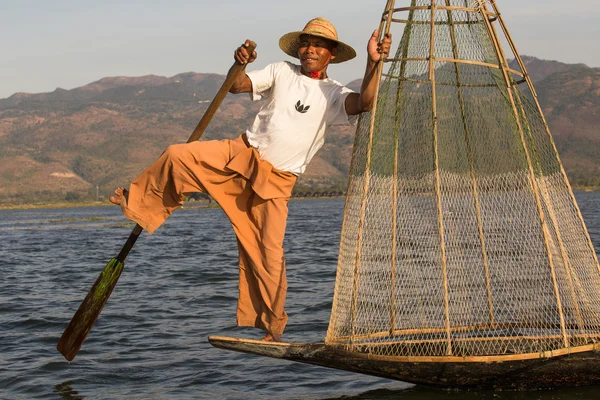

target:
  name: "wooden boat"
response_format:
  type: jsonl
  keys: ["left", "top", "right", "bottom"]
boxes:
{"left": 209, "top": 337, "right": 600, "bottom": 390}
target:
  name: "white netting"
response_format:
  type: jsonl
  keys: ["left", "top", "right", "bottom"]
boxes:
{"left": 326, "top": 0, "right": 600, "bottom": 358}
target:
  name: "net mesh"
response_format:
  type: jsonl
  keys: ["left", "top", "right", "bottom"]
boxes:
{"left": 326, "top": 0, "right": 600, "bottom": 358}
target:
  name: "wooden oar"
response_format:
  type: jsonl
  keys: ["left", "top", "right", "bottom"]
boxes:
{"left": 57, "top": 41, "right": 257, "bottom": 361}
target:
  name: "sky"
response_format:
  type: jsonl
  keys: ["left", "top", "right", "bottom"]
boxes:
{"left": 1, "top": 0, "right": 599, "bottom": 99}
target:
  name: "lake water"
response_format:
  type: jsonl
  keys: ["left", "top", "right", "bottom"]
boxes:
{"left": 1, "top": 194, "right": 600, "bottom": 400}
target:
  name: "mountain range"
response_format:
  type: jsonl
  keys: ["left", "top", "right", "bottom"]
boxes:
{"left": 0, "top": 55, "right": 598, "bottom": 205}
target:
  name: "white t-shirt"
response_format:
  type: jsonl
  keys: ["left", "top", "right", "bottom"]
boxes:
{"left": 246, "top": 61, "right": 357, "bottom": 174}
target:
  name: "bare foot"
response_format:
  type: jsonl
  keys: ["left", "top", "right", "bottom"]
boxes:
{"left": 109, "top": 187, "right": 128, "bottom": 206}
{"left": 262, "top": 333, "right": 282, "bottom": 342}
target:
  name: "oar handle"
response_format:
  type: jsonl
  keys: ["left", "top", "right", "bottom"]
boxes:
{"left": 116, "top": 41, "right": 257, "bottom": 262}
{"left": 117, "top": 224, "right": 144, "bottom": 262}
{"left": 187, "top": 40, "right": 257, "bottom": 143}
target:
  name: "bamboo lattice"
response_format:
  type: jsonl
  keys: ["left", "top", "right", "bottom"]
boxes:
{"left": 326, "top": 0, "right": 600, "bottom": 360}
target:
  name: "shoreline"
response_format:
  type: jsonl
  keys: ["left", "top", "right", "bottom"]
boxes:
{"left": 0, "top": 196, "right": 347, "bottom": 211}
{"left": 0, "top": 201, "right": 115, "bottom": 211}
{"left": 1, "top": 189, "right": 596, "bottom": 211}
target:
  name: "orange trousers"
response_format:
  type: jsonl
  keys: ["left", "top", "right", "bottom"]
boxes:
{"left": 119, "top": 135, "right": 297, "bottom": 336}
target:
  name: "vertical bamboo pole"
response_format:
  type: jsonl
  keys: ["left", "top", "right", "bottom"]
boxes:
{"left": 428, "top": 0, "right": 453, "bottom": 356}
{"left": 327, "top": 121, "right": 372, "bottom": 343}
{"left": 491, "top": 0, "right": 594, "bottom": 331}
{"left": 487, "top": 0, "right": 583, "bottom": 334}
{"left": 390, "top": 0, "right": 417, "bottom": 337}
{"left": 511, "top": 87, "right": 585, "bottom": 334}
{"left": 446, "top": 0, "right": 495, "bottom": 327}
{"left": 480, "top": 2, "right": 569, "bottom": 348}
{"left": 349, "top": 0, "right": 396, "bottom": 347}
{"left": 489, "top": 0, "right": 600, "bottom": 278}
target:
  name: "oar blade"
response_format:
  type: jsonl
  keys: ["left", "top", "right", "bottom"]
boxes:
{"left": 57, "top": 257, "right": 124, "bottom": 361}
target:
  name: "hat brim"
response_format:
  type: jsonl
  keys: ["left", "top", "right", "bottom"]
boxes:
{"left": 278, "top": 32, "right": 356, "bottom": 64}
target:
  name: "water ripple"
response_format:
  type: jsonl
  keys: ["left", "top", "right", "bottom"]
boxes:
{"left": 2, "top": 196, "right": 600, "bottom": 399}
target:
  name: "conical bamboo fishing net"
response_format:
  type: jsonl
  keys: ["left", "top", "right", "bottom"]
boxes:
{"left": 327, "top": 0, "right": 600, "bottom": 360}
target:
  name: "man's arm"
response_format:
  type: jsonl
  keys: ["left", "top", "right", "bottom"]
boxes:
{"left": 229, "top": 40, "right": 257, "bottom": 94}
{"left": 345, "top": 30, "right": 392, "bottom": 116}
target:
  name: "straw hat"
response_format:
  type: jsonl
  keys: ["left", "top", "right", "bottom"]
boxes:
{"left": 279, "top": 17, "right": 356, "bottom": 64}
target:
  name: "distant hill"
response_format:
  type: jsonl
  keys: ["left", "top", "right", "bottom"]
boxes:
{"left": 509, "top": 55, "right": 589, "bottom": 83}
{"left": 0, "top": 72, "right": 353, "bottom": 204}
{"left": 505, "top": 57, "right": 599, "bottom": 187}
{"left": 0, "top": 56, "right": 598, "bottom": 205}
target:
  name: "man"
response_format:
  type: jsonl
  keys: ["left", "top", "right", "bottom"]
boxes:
{"left": 110, "top": 17, "right": 392, "bottom": 342}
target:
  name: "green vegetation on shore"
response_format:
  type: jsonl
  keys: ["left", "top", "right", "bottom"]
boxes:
{"left": 2, "top": 187, "right": 597, "bottom": 211}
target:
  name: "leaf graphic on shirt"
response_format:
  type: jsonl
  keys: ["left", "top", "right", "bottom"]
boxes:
{"left": 295, "top": 100, "right": 310, "bottom": 114}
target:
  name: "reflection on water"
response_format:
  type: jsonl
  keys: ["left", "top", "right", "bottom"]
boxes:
{"left": 1, "top": 194, "right": 600, "bottom": 399}
{"left": 324, "top": 385, "right": 600, "bottom": 400}
{"left": 55, "top": 381, "right": 85, "bottom": 400}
